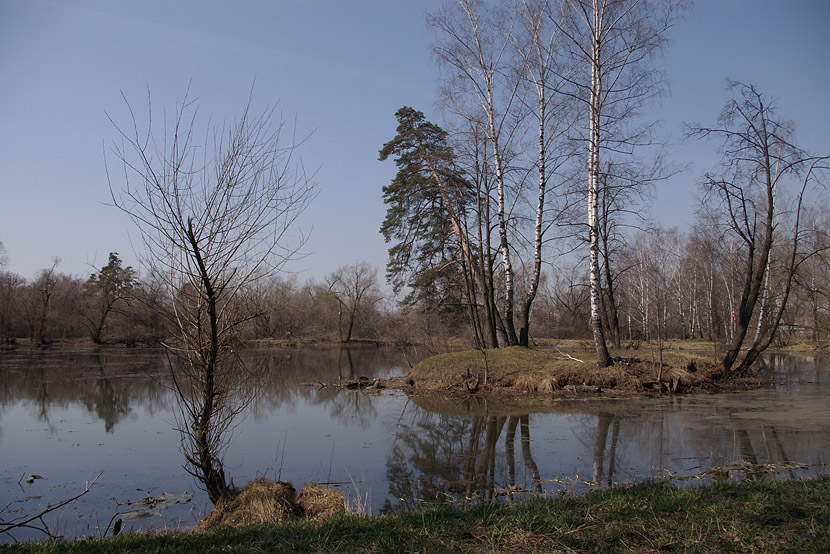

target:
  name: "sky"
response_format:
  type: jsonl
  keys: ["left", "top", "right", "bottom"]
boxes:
{"left": 1, "top": 0, "right": 828, "bottom": 283}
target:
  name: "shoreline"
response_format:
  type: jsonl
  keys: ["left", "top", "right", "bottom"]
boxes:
{"left": 3, "top": 477, "right": 828, "bottom": 552}
{"left": 2, "top": 336, "right": 827, "bottom": 355}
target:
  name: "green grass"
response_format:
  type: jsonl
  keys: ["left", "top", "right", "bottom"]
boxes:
{"left": 4, "top": 477, "right": 828, "bottom": 553}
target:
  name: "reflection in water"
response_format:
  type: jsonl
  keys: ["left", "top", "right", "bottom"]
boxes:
{"left": 592, "top": 412, "right": 620, "bottom": 485}
{"left": 83, "top": 367, "right": 134, "bottom": 433}
{"left": 0, "top": 351, "right": 169, "bottom": 431}
{"left": 0, "top": 349, "right": 828, "bottom": 543}
{"left": 385, "top": 411, "right": 556, "bottom": 511}
{"left": 385, "top": 410, "right": 617, "bottom": 510}
{"left": 391, "top": 413, "right": 468, "bottom": 509}
{"left": 506, "top": 415, "right": 543, "bottom": 493}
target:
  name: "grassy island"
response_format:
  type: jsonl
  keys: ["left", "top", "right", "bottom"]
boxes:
{"left": 378, "top": 344, "right": 765, "bottom": 402}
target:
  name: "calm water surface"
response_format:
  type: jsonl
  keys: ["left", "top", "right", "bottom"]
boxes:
{"left": 1, "top": 347, "right": 828, "bottom": 543}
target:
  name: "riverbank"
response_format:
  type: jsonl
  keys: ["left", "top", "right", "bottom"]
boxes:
{"left": 3, "top": 477, "right": 828, "bottom": 553}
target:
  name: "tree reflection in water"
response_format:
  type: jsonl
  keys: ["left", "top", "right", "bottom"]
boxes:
{"left": 2, "top": 350, "right": 169, "bottom": 433}
{"left": 591, "top": 412, "right": 620, "bottom": 486}
{"left": 312, "top": 348, "right": 379, "bottom": 428}
{"left": 384, "top": 411, "right": 546, "bottom": 512}
{"left": 505, "top": 415, "right": 542, "bottom": 493}
{"left": 0, "top": 347, "right": 827, "bottom": 538}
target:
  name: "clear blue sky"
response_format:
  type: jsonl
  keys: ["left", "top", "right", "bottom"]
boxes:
{"left": 1, "top": 0, "right": 828, "bottom": 282}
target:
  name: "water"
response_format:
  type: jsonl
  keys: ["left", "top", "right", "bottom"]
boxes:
{"left": 1, "top": 347, "right": 828, "bottom": 543}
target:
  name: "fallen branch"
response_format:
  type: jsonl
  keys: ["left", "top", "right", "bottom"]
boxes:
{"left": 554, "top": 348, "right": 584, "bottom": 363}
{"left": 0, "top": 473, "right": 102, "bottom": 540}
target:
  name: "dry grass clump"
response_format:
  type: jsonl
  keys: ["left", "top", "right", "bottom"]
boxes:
{"left": 296, "top": 484, "right": 346, "bottom": 519}
{"left": 197, "top": 479, "right": 300, "bottom": 531}
{"left": 535, "top": 376, "right": 557, "bottom": 394}
{"left": 197, "top": 479, "right": 346, "bottom": 531}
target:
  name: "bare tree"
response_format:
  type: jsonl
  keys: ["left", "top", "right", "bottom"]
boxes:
{"left": 21, "top": 258, "right": 61, "bottom": 346}
{"left": 793, "top": 209, "right": 830, "bottom": 342}
{"left": 511, "top": 0, "right": 578, "bottom": 346}
{"left": 0, "top": 242, "right": 23, "bottom": 342}
{"left": 554, "top": 0, "right": 682, "bottom": 366}
{"left": 689, "top": 82, "right": 828, "bottom": 373}
{"left": 431, "top": 0, "right": 524, "bottom": 345}
{"left": 546, "top": 264, "right": 590, "bottom": 338}
{"left": 0, "top": 271, "right": 23, "bottom": 342}
{"left": 107, "top": 88, "right": 315, "bottom": 503}
{"left": 430, "top": 0, "right": 581, "bottom": 347}
{"left": 325, "top": 261, "right": 381, "bottom": 343}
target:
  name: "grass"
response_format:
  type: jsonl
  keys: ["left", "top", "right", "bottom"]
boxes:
{"left": 3, "top": 477, "right": 828, "bottom": 553}
{"left": 402, "top": 345, "right": 730, "bottom": 399}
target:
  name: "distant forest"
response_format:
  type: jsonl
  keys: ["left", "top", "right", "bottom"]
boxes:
{"left": 0, "top": 233, "right": 828, "bottom": 350}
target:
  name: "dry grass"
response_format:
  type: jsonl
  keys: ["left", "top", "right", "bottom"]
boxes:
{"left": 401, "top": 346, "right": 739, "bottom": 400}
{"left": 196, "top": 479, "right": 346, "bottom": 532}
{"left": 296, "top": 484, "right": 346, "bottom": 519}
{"left": 196, "top": 479, "right": 300, "bottom": 531}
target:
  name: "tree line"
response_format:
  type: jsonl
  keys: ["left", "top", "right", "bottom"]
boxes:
{"left": 2, "top": 224, "right": 828, "bottom": 351}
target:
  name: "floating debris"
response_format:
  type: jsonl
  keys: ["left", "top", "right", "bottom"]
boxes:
{"left": 121, "top": 509, "right": 155, "bottom": 520}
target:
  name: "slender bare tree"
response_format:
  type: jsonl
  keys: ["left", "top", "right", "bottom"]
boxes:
{"left": 511, "top": 0, "right": 578, "bottom": 346}
{"left": 431, "top": 0, "right": 524, "bottom": 345}
{"left": 107, "top": 87, "right": 315, "bottom": 503}
{"left": 553, "top": 0, "right": 682, "bottom": 366}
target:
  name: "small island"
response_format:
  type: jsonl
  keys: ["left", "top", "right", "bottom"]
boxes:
{"left": 372, "top": 342, "right": 769, "bottom": 406}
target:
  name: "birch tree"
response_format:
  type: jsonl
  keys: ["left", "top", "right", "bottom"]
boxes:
{"left": 430, "top": 0, "right": 524, "bottom": 345}
{"left": 431, "top": 0, "right": 578, "bottom": 347}
{"left": 510, "top": 0, "right": 578, "bottom": 346}
{"left": 108, "top": 88, "right": 315, "bottom": 503}
{"left": 554, "top": 0, "right": 681, "bottom": 366}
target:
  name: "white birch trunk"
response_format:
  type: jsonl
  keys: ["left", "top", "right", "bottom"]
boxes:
{"left": 523, "top": 87, "right": 548, "bottom": 346}
{"left": 588, "top": 0, "right": 612, "bottom": 366}
{"left": 492, "top": 121, "right": 518, "bottom": 344}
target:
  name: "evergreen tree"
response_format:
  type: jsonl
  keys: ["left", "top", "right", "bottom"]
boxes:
{"left": 379, "top": 107, "right": 484, "bottom": 335}
{"left": 83, "top": 252, "right": 136, "bottom": 343}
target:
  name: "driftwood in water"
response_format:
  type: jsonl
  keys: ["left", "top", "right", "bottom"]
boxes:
{"left": 306, "top": 377, "right": 385, "bottom": 390}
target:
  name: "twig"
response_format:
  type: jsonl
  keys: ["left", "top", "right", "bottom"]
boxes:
{"left": 0, "top": 473, "right": 102, "bottom": 539}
